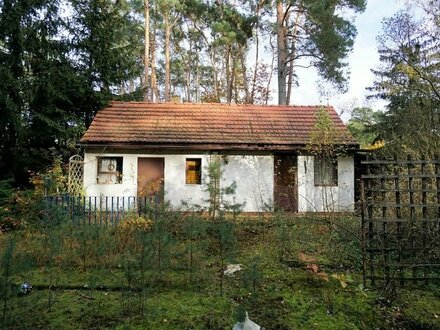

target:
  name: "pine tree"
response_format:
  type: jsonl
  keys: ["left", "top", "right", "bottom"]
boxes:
{"left": 369, "top": 7, "right": 440, "bottom": 157}
{"left": 274, "top": 0, "right": 366, "bottom": 105}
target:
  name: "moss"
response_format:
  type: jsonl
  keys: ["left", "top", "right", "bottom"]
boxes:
{"left": 1, "top": 215, "right": 439, "bottom": 329}
{"left": 397, "top": 290, "right": 440, "bottom": 329}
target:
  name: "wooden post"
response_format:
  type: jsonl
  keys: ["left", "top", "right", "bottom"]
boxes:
{"left": 380, "top": 161, "right": 389, "bottom": 285}
{"left": 360, "top": 179, "right": 367, "bottom": 288}
{"left": 407, "top": 155, "right": 416, "bottom": 285}
{"left": 366, "top": 155, "right": 375, "bottom": 287}
{"left": 421, "top": 157, "right": 429, "bottom": 285}
{"left": 435, "top": 157, "right": 440, "bottom": 233}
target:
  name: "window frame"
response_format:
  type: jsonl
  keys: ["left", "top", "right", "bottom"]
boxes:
{"left": 185, "top": 158, "right": 202, "bottom": 185}
{"left": 314, "top": 156, "right": 338, "bottom": 187}
{"left": 97, "top": 157, "right": 123, "bottom": 184}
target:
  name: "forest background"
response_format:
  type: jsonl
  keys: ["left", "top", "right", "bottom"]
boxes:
{"left": 0, "top": 0, "right": 439, "bottom": 187}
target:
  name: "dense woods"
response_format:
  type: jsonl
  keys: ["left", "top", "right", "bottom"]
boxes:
{"left": 348, "top": 0, "right": 440, "bottom": 156}
{"left": 0, "top": 0, "right": 439, "bottom": 185}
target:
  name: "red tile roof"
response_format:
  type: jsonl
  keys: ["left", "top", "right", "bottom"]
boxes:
{"left": 80, "top": 102, "right": 358, "bottom": 150}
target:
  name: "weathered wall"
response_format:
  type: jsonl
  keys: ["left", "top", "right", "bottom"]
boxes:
{"left": 84, "top": 152, "right": 137, "bottom": 197}
{"left": 297, "top": 156, "right": 355, "bottom": 212}
{"left": 83, "top": 152, "right": 354, "bottom": 213}
{"left": 221, "top": 155, "right": 274, "bottom": 212}
{"left": 83, "top": 152, "right": 273, "bottom": 212}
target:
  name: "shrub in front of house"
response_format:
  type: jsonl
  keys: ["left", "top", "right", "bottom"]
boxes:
{"left": 115, "top": 214, "right": 153, "bottom": 249}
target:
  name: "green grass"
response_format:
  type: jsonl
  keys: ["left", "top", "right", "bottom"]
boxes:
{"left": 1, "top": 213, "right": 440, "bottom": 329}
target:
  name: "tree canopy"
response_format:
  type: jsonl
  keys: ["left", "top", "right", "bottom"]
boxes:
{"left": 368, "top": 1, "right": 440, "bottom": 157}
{"left": 275, "top": 0, "right": 366, "bottom": 104}
{"left": 0, "top": 0, "right": 395, "bottom": 185}
{"left": 0, "top": 0, "right": 141, "bottom": 185}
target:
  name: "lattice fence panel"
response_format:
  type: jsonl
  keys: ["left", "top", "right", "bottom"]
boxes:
{"left": 361, "top": 157, "right": 440, "bottom": 288}
{"left": 68, "top": 155, "right": 84, "bottom": 194}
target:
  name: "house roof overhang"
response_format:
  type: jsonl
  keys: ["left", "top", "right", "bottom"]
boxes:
{"left": 81, "top": 141, "right": 360, "bottom": 154}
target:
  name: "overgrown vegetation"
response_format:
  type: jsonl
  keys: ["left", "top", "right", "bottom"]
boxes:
{"left": 1, "top": 197, "right": 439, "bottom": 329}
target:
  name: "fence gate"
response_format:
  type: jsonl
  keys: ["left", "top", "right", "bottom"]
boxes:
{"left": 361, "top": 157, "right": 440, "bottom": 288}
{"left": 68, "top": 155, "right": 84, "bottom": 194}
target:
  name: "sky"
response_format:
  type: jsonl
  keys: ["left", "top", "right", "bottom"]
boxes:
{"left": 288, "top": 0, "right": 408, "bottom": 119}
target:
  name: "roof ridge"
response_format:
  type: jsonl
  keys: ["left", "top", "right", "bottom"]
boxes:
{"left": 109, "top": 101, "right": 333, "bottom": 108}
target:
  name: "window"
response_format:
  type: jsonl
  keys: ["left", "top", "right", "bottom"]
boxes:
{"left": 97, "top": 157, "right": 123, "bottom": 184}
{"left": 314, "top": 156, "right": 338, "bottom": 186}
{"left": 186, "top": 158, "right": 201, "bottom": 184}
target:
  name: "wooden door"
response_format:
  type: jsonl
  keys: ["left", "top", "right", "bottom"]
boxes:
{"left": 274, "top": 155, "right": 297, "bottom": 212}
{"left": 137, "top": 158, "right": 164, "bottom": 198}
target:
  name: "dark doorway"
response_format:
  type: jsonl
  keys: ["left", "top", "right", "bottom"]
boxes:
{"left": 274, "top": 155, "right": 298, "bottom": 212}
{"left": 137, "top": 158, "right": 165, "bottom": 198}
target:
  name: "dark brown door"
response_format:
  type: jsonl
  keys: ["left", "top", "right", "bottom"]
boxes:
{"left": 137, "top": 158, "right": 164, "bottom": 198}
{"left": 274, "top": 155, "right": 297, "bottom": 212}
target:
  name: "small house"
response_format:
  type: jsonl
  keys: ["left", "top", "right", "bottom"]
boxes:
{"left": 80, "top": 102, "right": 358, "bottom": 213}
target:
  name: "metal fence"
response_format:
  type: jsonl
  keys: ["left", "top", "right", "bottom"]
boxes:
{"left": 43, "top": 195, "right": 160, "bottom": 225}
{"left": 361, "top": 157, "right": 440, "bottom": 288}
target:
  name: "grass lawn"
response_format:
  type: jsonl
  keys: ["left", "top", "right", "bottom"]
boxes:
{"left": 1, "top": 211, "right": 440, "bottom": 329}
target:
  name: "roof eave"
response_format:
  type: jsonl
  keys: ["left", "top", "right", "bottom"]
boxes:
{"left": 80, "top": 141, "right": 359, "bottom": 152}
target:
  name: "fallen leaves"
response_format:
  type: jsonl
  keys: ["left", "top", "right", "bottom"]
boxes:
{"left": 298, "top": 252, "right": 329, "bottom": 281}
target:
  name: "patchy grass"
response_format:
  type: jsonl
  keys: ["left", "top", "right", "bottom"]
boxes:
{"left": 1, "top": 213, "right": 440, "bottom": 329}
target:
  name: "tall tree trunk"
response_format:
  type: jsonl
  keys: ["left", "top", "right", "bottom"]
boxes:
{"left": 119, "top": 83, "right": 125, "bottom": 95}
{"left": 150, "top": 20, "right": 158, "bottom": 101}
{"left": 186, "top": 61, "right": 191, "bottom": 101}
{"left": 195, "top": 46, "right": 200, "bottom": 102}
{"left": 265, "top": 34, "right": 276, "bottom": 105}
{"left": 286, "top": 12, "right": 300, "bottom": 105}
{"left": 276, "top": 0, "right": 287, "bottom": 105}
{"left": 143, "top": 0, "right": 150, "bottom": 101}
{"left": 250, "top": 28, "right": 259, "bottom": 104}
{"left": 286, "top": 59, "right": 293, "bottom": 105}
{"left": 233, "top": 54, "right": 238, "bottom": 103}
{"left": 251, "top": 0, "right": 264, "bottom": 104}
{"left": 240, "top": 47, "right": 250, "bottom": 103}
{"left": 210, "top": 48, "right": 220, "bottom": 101}
{"left": 185, "top": 41, "right": 192, "bottom": 101}
{"left": 226, "top": 46, "right": 232, "bottom": 103}
{"left": 164, "top": 12, "right": 171, "bottom": 102}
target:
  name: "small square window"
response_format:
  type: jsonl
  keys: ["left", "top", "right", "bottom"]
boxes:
{"left": 186, "top": 158, "right": 201, "bottom": 184}
{"left": 97, "top": 157, "right": 123, "bottom": 184}
{"left": 314, "top": 156, "right": 338, "bottom": 186}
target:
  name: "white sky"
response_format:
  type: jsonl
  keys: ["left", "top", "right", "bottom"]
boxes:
{"left": 287, "top": 0, "right": 408, "bottom": 119}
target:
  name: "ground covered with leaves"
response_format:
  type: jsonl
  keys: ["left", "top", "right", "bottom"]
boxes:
{"left": 1, "top": 207, "right": 440, "bottom": 329}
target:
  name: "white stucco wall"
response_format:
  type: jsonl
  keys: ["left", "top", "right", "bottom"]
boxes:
{"left": 297, "top": 155, "right": 355, "bottom": 212}
{"left": 83, "top": 152, "right": 273, "bottom": 212}
{"left": 84, "top": 152, "right": 138, "bottom": 197}
{"left": 83, "top": 151, "right": 354, "bottom": 213}
{"left": 221, "top": 155, "right": 274, "bottom": 212}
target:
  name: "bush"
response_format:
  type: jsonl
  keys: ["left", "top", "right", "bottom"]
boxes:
{"left": 117, "top": 214, "right": 153, "bottom": 234}
{"left": 0, "top": 180, "right": 29, "bottom": 233}
{"left": 115, "top": 214, "right": 153, "bottom": 250}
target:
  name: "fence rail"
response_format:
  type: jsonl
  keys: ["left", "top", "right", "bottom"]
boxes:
{"left": 43, "top": 195, "right": 159, "bottom": 225}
